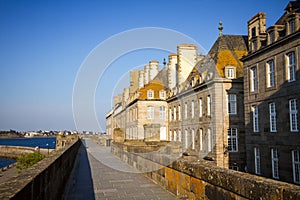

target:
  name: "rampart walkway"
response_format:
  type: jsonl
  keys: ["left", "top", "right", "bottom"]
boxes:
{"left": 63, "top": 138, "right": 176, "bottom": 200}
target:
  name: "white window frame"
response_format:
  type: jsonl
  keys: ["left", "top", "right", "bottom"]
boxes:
{"left": 191, "top": 100, "right": 195, "bottom": 118}
{"left": 199, "top": 98, "right": 203, "bottom": 117}
{"left": 228, "top": 128, "right": 238, "bottom": 152}
{"left": 289, "top": 99, "right": 298, "bottom": 132}
{"left": 254, "top": 147, "right": 261, "bottom": 175}
{"left": 173, "top": 106, "right": 177, "bottom": 121}
{"left": 173, "top": 130, "right": 177, "bottom": 141}
{"left": 292, "top": 150, "right": 300, "bottom": 184}
{"left": 178, "top": 105, "right": 181, "bottom": 120}
{"left": 147, "top": 106, "right": 154, "bottom": 119}
{"left": 208, "top": 128, "right": 212, "bottom": 152}
{"left": 159, "top": 90, "right": 166, "bottom": 99}
{"left": 207, "top": 95, "right": 211, "bottom": 116}
{"left": 269, "top": 102, "right": 277, "bottom": 132}
{"left": 147, "top": 90, "right": 154, "bottom": 99}
{"left": 287, "top": 52, "right": 296, "bottom": 82}
{"left": 178, "top": 129, "right": 182, "bottom": 142}
{"left": 185, "top": 129, "right": 188, "bottom": 149}
{"left": 199, "top": 128, "right": 203, "bottom": 151}
{"left": 271, "top": 148, "right": 279, "bottom": 179}
{"left": 227, "top": 67, "right": 235, "bottom": 79}
{"left": 252, "top": 105, "right": 259, "bottom": 132}
{"left": 228, "top": 94, "right": 237, "bottom": 115}
{"left": 267, "top": 60, "right": 275, "bottom": 88}
{"left": 250, "top": 67, "right": 258, "bottom": 92}
{"left": 169, "top": 108, "right": 172, "bottom": 121}
{"left": 184, "top": 102, "right": 188, "bottom": 119}
{"left": 191, "top": 129, "right": 195, "bottom": 150}
{"left": 159, "top": 106, "right": 166, "bottom": 120}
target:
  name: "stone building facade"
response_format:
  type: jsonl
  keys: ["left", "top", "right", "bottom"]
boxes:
{"left": 241, "top": 1, "right": 300, "bottom": 184}
{"left": 107, "top": 35, "right": 247, "bottom": 170}
{"left": 167, "top": 34, "right": 247, "bottom": 169}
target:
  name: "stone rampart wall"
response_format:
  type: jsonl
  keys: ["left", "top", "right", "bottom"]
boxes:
{"left": 0, "top": 137, "right": 81, "bottom": 200}
{"left": 111, "top": 142, "right": 300, "bottom": 200}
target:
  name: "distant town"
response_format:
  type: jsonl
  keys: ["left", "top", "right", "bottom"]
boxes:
{"left": 0, "top": 130, "right": 105, "bottom": 138}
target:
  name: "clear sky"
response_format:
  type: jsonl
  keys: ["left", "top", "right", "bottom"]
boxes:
{"left": 0, "top": 0, "right": 290, "bottom": 132}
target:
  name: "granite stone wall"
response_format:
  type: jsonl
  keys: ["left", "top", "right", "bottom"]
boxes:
{"left": 111, "top": 142, "right": 300, "bottom": 200}
{"left": 0, "top": 137, "right": 81, "bottom": 200}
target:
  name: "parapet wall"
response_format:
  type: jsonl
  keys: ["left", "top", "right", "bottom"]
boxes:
{"left": 111, "top": 142, "right": 300, "bottom": 200}
{"left": 0, "top": 136, "right": 81, "bottom": 200}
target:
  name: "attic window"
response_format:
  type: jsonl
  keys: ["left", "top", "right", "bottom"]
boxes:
{"left": 269, "top": 31, "right": 275, "bottom": 43}
{"left": 289, "top": 19, "right": 295, "bottom": 34}
{"left": 147, "top": 90, "right": 154, "bottom": 99}
{"left": 159, "top": 90, "right": 166, "bottom": 99}
{"left": 225, "top": 66, "right": 236, "bottom": 79}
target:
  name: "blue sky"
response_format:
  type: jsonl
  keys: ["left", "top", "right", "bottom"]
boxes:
{"left": 0, "top": 0, "right": 290, "bottom": 132}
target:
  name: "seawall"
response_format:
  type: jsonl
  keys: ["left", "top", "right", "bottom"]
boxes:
{"left": 111, "top": 142, "right": 300, "bottom": 200}
{"left": 0, "top": 146, "right": 53, "bottom": 159}
{"left": 0, "top": 136, "right": 81, "bottom": 200}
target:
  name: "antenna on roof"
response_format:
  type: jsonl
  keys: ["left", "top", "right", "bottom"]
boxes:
{"left": 218, "top": 21, "right": 223, "bottom": 36}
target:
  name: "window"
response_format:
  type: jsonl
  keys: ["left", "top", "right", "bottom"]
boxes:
{"left": 147, "top": 106, "right": 154, "bottom": 119}
{"left": 178, "top": 105, "right": 181, "bottom": 120}
{"left": 159, "top": 90, "right": 166, "bottom": 99}
{"left": 226, "top": 67, "right": 235, "bottom": 79}
{"left": 252, "top": 105, "right": 259, "bottom": 132}
{"left": 228, "top": 128, "right": 238, "bottom": 152}
{"left": 207, "top": 95, "right": 211, "bottom": 116}
{"left": 159, "top": 106, "right": 166, "bottom": 120}
{"left": 178, "top": 129, "right": 182, "bottom": 142}
{"left": 169, "top": 130, "right": 172, "bottom": 141}
{"left": 271, "top": 148, "right": 279, "bottom": 179}
{"left": 199, "top": 98, "right": 203, "bottom": 117}
{"left": 185, "top": 129, "right": 188, "bottom": 149}
{"left": 267, "top": 60, "right": 275, "bottom": 88}
{"left": 185, "top": 102, "right": 188, "bottom": 119}
{"left": 169, "top": 108, "right": 172, "bottom": 121}
{"left": 287, "top": 52, "right": 296, "bottom": 82}
{"left": 199, "top": 129, "right": 203, "bottom": 151}
{"left": 191, "top": 101, "right": 195, "bottom": 118}
{"left": 173, "top": 130, "right": 177, "bottom": 141}
{"left": 191, "top": 129, "right": 195, "bottom": 149}
{"left": 147, "top": 90, "right": 154, "bottom": 99}
{"left": 207, "top": 128, "right": 212, "bottom": 152}
{"left": 250, "top": 67, "right": 258, "bottom": 92}
{"left": 289, "top": 99, "right": 298, "bottom": 132}
{"left": 254, "top": 147, "right": 261, "bottom": 175}
{"left": 230, "top": 166, "right": 239, "bottom": 171}
{"left": 173, "top": 106, "right": 177, "bottom": 121}
{"left": 253, "top": 40, "right": 257, "bottom": 51}
{"left": 289, "top": 19, "right": 295, "bottom": 34}
{"left": 251, "top": 27, "right": 256, "bottom": 37}
{"left": 269, "top": 31, "right": 275, "bottom": 43}
{"left": 269, "top": 103, "right": 277, "bottom": 132}
{"left": 228, "top": 94, "right": 237, "bottom": 114}
{"left": 292, "top": 150, "right": 300, "bottom": 184}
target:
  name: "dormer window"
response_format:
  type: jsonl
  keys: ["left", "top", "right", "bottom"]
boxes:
{"left": 269, "top": 31, "right": 275, "bottom": 43}
{"left": 253, "top": 40, "right": 257, "bottom": 51}
{"left": 251, "top": 27, "right": 256, "bottom": 37}
{"left": 289, "top": 19, "right": 295, "bottom": 34}
{"left": 147, "top": 90, "right": 154, "bottom": 99}
{"left": 159, "top": 90, "right": 166, "bottom": 99}
{"left": 225, "top": 66, "right": 236, "bottom": 79}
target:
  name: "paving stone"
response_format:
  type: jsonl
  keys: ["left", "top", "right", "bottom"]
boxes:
{"left": 63, "top": 138, "right": 177, "bottom": 200}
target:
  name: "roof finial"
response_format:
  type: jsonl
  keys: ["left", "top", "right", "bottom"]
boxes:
{"left": 163, "top": 58, "right": 166, "bottom": 68}
{"left": 218, "top": 21, "right": 223, "bottom": 36}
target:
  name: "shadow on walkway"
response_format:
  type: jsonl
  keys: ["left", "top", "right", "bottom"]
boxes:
{"left": 62, "top": 140, "right": 95, "bottom": 200}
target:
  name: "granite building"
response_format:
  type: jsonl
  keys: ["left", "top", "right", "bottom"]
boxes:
{"left": 241, "top": 1, "right": 300, "bottom": 184}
